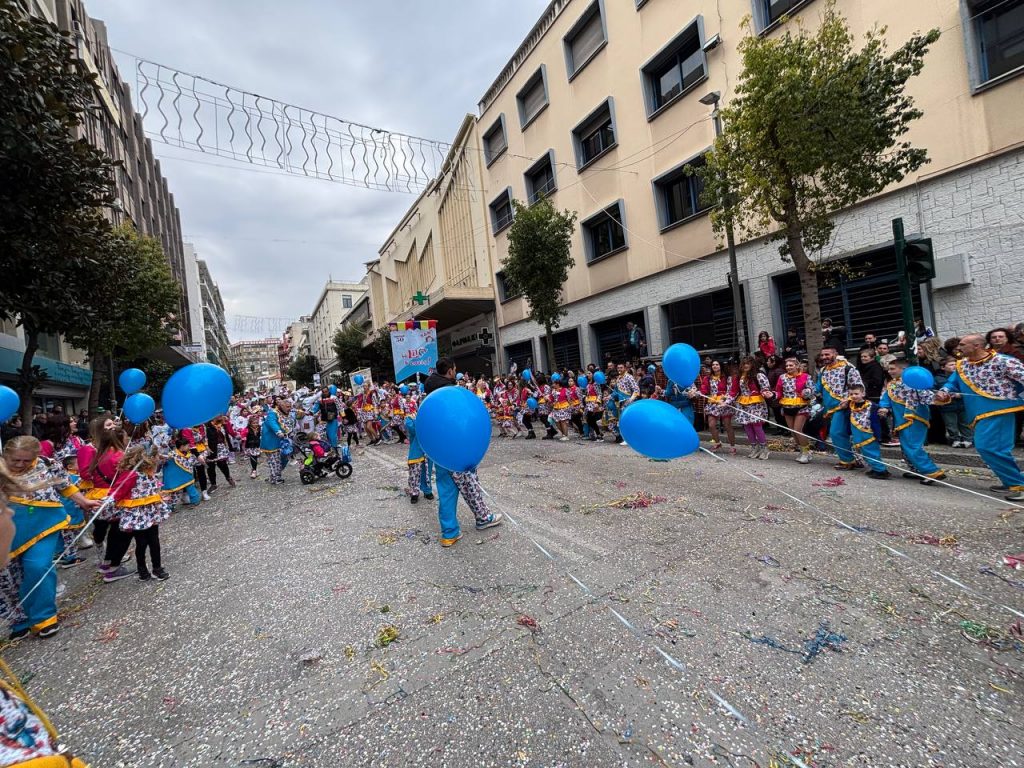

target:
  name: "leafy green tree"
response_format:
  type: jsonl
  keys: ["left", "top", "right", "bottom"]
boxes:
{"left": 231, "top": 373, "right": 246, "bottom": 395}
{"left": 0, "top": 1, "right": 118, "bottom": 421}
{"left": 701, "top": 2, "right": 938, "bottom": 363}
{"left": 287, "top": 354, "right": 319, "bottom": 387}
{"left": 333, "top": 325, "right": 369, "bottom": 373}
{"left": 503, "top": 198, "right": 577, "bottom": 368}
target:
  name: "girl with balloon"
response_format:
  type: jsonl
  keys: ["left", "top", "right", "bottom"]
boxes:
{"left": 699, "top": 360, "right": 736, "bottom": 454}
{"left": 77, "top": 416, "right": 132, "bottom": 576}
{"left": 548, "top": 375, "right": 572, "bottom": 442}
{"left": 731, "top": 356, "right": 774, "bottom": 460}
{"left": 354, "top": 381, "right": 381, "bottom": 445}
{"left": 583, "top": 373, "right": 605, "bottom": 441}
{"left": 568, "top": 376, "right": 586, "bottom": 437}
{"left": 516, "top": 373, "right": 538, "bottom": 439}
{"left": 111, "top": 445, "right": 171, "bottom": 581}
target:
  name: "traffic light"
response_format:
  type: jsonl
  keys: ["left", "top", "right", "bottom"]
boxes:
{"left": 904, "top": 237, "right": 935, "bottom": 283}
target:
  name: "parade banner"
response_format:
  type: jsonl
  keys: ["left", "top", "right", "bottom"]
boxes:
{"left": 389, "top": 320, "right": 438, "bottom": 382}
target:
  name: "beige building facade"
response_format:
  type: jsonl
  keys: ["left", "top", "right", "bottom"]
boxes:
{"left": 479, "top": 0, "right": 1024, "bottom": 370}
{"left": 229, "top": 340, "right": 281, "bottom": 391}
{"left": 366, "top": 115, "right": 499, "bottom": 378}
{"left": 308, "top": 282, "right": 369, "bottom": 376}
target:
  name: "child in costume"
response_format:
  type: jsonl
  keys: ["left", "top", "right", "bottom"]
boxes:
{"left": 163, "top": 436, "right": 201, "bottom": 507}
{"left": 880, "top": 359, "right": 945, "bottom": 485}
{"left": 112, "top": 446, "right": 171, "bottom": 581}
{"left": 844, "top": 384, "right": 889, "bottom": 479}
{"left": 404, "top": 416, "right": 434, "bottom": 504}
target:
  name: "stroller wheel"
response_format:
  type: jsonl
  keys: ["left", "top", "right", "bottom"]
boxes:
{"left": 335, "top": 462, "right": 353, "bottom": 479}
{"left": 300, "top": 470, "right": 316, "bottom": 485}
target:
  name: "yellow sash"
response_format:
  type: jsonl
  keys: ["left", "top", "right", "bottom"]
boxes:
{"left": 736, "top": 395, "right": 763, "bottom": 406}
{"left": 779, "top": 397, "right": 807, "bottom": 407}
{"left": 116, "top": 493, "right": 163, "bottom": 508}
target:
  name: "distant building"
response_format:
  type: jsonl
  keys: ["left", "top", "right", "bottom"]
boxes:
{"left": 230, "top": 339, "right": 281, "bottom": 390}
{"left": 308, "top": 282, "right": 368, "bottom": 377}
{"left": 198, "top": 259, "right": 231, "bottom": 370}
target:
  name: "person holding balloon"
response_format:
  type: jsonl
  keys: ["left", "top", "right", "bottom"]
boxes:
{"left": 404, "top": 414, "right": 434, "bottom": 504}
{"left": 421, "top": 358, "right": 502, "bottom": 546}
{"left": 1, "top": 436, "right": 101, "bottom": 638}
{"left": 583, "top": 373, "right": 605, "bottom": 440}
{"left": 312, "top": 385, "right": 341, "bottom": 449}
{"left": 699, "top": 360, "right": 736, "bottom": 454}
{"left": 77, "top": 416, "right": 132, "bottom": 574}
{"left": 879, "top": 360, "right": 946, "bottom": 485}
{"left": 354, "top": 377, "right": 381, "bottom": 445}
{"left": 548, "top": 374, "right": 573, "bottom": 442}
{"left": 111, "top": 445, "right": 171, "bottom": 581}
{"left": 260, "top": 398, "right": 292, "bottom": 485}
{"left": 937, "top": 334, "right": 1024, "bottom": 501}
{"left": 517, "top": 373, "right": 538, "bottom": 439}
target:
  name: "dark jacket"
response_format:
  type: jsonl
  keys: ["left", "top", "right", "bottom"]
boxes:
{"left": 857, "top": 360, "right": 887, "bottom": 402}
{"left": 424, "top": 372, "right": 455, "bottom": 395}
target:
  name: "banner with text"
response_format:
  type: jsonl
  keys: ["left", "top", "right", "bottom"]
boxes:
{"left": 389, "top": 320, "right": 438, "bottom": 382}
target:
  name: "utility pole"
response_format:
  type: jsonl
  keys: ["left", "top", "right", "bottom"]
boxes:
{"left": 700, "top": 91, "right": 747, "bottom": 356}
{"left": 891, "top": 217, "right": 918, "bottom": 366}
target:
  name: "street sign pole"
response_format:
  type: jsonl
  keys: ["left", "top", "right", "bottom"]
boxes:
{"left": 892, "top": 217, "right": 918, "bottom": 366}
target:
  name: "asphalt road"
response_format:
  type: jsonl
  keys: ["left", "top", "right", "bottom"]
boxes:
{"left": 5, "top": 436, "right": 1023, "bottom": 767}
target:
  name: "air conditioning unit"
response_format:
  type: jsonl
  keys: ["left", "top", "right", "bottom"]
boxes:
{"left": 931, "top": 253, "right": 971, "bottom": 290}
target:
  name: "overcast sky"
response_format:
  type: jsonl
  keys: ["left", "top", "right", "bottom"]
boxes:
{"left": 88, "top": 0, "right": 550, "bottom": 341}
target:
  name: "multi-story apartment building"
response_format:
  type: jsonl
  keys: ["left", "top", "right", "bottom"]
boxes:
{"left": 308, "top": 282, "right": 369, "bottom": 377}
{"left": 479, "top": 0, "right": 1024, "bottom": 371}
{"left": 280, "top": 318, "right": 311, "bottom": 371}
{"left": 365, "top": 115, "right": 499, "bottom": 378}
{"left": 2, "top": 0, "right": 192, "bottom": 412}
{"left": 229, "top": 340, "right": 281, "bottom": 391}
{"left": 198, "top": 260, "right": 231, "bottom": 370}
{"left": 182, "top": 243, "right": 206, "bottom": 362}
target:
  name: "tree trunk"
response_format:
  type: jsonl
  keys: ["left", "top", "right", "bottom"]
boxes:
{"left": 544, "top": 326, "right": 556, "bottom": 373}
{"left": 88, "top": 354, "right": 102, "bottom": 416}
{"left": 17, "top": 322, "right": 40, "bottom": 427}
{"left": 789, "top": 232, "right": 824, "bottom": 369}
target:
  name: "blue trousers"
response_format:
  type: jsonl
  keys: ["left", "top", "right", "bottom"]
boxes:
{"left": 829, "top": 412, "right": 854, "bottom": 464}
{"left": 184, "top": 483, "right": 201, "bottom": 504}
{"left": 323, "top": 420, "right": 339, "bottom": 448}
{"left": 898, "top": 421, "right": 942, "bottom": 477}
{"left": 15, "top": 532, "right": 62, "bottom": 633}
{"left": 975, "top": 413, "right": 1024, "bottom": 490}
{"left": 435, "top": 466, "right": 461, "bottom": 539}
{"left": 857, "top": 439, "right": 886, "bottom": 472}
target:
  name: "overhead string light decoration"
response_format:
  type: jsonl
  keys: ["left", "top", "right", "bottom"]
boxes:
{"left": 134, "top": 57, "right": 450, "bottom": 193}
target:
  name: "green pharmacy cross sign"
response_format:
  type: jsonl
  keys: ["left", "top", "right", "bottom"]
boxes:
{"left": 412, "top": 291, "right": 429, "bottom": 306}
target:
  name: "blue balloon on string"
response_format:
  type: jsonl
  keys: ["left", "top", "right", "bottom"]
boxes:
{"left": 594, "top": 371, "right": 606, "bottom": 385}
{"left": 329, "top": 385, "right": 337, "bottom": 396}
{"left": 456, "top": 373, "right": 464, "bottom": 381}
{"left": 576, "top": 375, "right": 588, "bottom": 388}
{"left": 526, "top": 397, "right": 538, "bottom": 410}
{"left": 353, "top": 374, "right": 364, "bottom": 386}
{"left": 619, "top": 399, "right": 700, "bottom": 460}
{"left": 118, "top": 368, "right": 146, "bottom": 395}
{"left": 902, "top": 365, "right": 935, "bottom": 390}
{"left": 662, "top": 343, "right": 701, "bottom": 388}
{"left": 400, "top": 384, "right": 410, "bottom": 396}
{"left": 0, "top": 386, "right": 19, "bottom": 423}
{"left": 647, "top": 364, "right": 656, "bottom": 373}
{"left": 522, "top": 369, "right": 532, "bottom": 381}
{"left": 123, "top": 392, "right": 156, "bottom": 424}
{"left": 161, "top": 363, "right": 233, "bottom": 429}
{"left": 416, "top": 386, "right": 491, "bottom": 471}
{"left": 552, "top": 373, "right": 562, "bottom": 383}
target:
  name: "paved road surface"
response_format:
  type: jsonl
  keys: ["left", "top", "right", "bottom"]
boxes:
{"left": 6, "top": 437, "right": 1022, "bottom": 767}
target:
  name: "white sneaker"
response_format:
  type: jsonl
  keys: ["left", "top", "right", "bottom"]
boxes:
{"left": 620, "top": 440, "right": 629, "bottom": 447}
{"left": 78, "top": 534, "right": 95, "bottom": 550}
{"left": 950, "top": 440, "right": 961, "bottom": 448}
{"left": 202, "top": 491, "right": 211, "bottom": 501}
{"left": 56, "top": 581, "right": 67, "bottom": 598}
{"left": 558, "top": 436, "right": 569, "bottom": 442}
{"left": 796, "top": 452, "right": 811, "bottom": 464}
{"left": 962, "top": 441, "right": 972, "bottom": 449}
{"left": 758, "top": 445, "right": 770, "bottom": 460}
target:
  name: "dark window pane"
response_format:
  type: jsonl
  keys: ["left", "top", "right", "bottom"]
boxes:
{"left": 766, "top": 0, "right": 804, "bottom": 24}
{"left": 978, "top": 0, "right": 1024, "bottom": 80}
{"left": 529, "top": 162, "right": 556, "bottom": 202}
{"left": 656, "top": 65, "right": 682, "bottom": 107}
{"left": 680, "top": 49, "right": 705, "bottom": 90}
{"left": 580, "top": 118, "right": 614, "bottom": 164}
{"left": 505, "top": 341, "right": 533, "bottom": 372}
{"left": 587, "top": 205, "right": 625, "bottom": 259}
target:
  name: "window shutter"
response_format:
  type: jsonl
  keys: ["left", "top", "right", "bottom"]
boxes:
{"left": 570, "top": 14, "right": 604, "bottom": 71}
{"left": 522, "top": 80, "right": 546, "bottom": 121}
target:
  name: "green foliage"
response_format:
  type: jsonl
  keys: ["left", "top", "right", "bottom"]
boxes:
{"left": 333, "top": 325, "right": 369, "bottom": 373}
{"left": 701, "top": 1, "right": 938, "bottom": 361}
{"left": 287, "top": 354, "right": 319, "bottom": 386}
{"left": 367, "top": 327, "right": 392, "bottom": 368}
{"left": 231, "top": 373, "right": 246, "bottom": 395}
{"left": 503, "top": 198, "right": 577, "bottom": 365}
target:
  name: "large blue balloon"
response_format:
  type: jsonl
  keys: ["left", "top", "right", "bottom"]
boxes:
{"left": 662, "top": 344, "right": 701, "bottom": 388}
{"left": 400, "top": 384, "right": 410, "bottom": 396}
{"left": 416, "top": 386, "right": 491, "bottom": 472}
{"left": 619, "top": 399, "right": 699, "bottom": 460}
{"left": 552, "top": 373, "right": 562, "bottom": 383}
{"left": 353, "top": 374, "right": 365, "bottom": 386}
{"left": 0, "top": 386, "right": 19, "bottom": 423}
{"left": 647, "top": 364, "right": 656, "bottom": 373}
{"left": 526, "top": 397, "right": 538, "bottom": 410}
{"left": 123, "top": 392, "right": 156, "bottom": 424}
{"left": 576, "top": 375, "right": 588, "bottom": 388}
{"left": 903, "top": 365, "right": 935, "bottom": 390}
{"left": 118, "top": 368, "right": 146, "bottom": 395}
{"left": 594, "top": 371, "right": 606, "bottom": 385}
{"left": 522, "top": 369, "right": 532, "bottom": 381}
{"left": 329, "top": 385, "right": 337, "bottom": 396}
{"left": 161, "top": 363, "right": 233, "bottom": 429}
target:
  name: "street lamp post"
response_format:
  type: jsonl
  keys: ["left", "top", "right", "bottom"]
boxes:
{"left": 699, "top": 91, "right": 748, "bottom": 357}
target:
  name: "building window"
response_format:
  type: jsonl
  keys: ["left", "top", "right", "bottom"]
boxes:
{"left": 482, "top": 115, "right": 508, "bottom": 166}
{"left": 524, "top": 150, "right": 557, "bottom": 204}
{"left": 489, "top": 188, "right": 515, "bottom": 234}
{"left": 504, "top": 340, "right": 534, "bottom": 373}
{"left": 516, "top": 66, "right": 549, "bottom": 130}
{"left": 495, "top": 270, "right": 520, "bottom": 302}
{"left": 967, "top": 0, "right": 1024, "bottom": 85}
{"left": 755, "top": 0, "right": 813, "bottom": 29}
{"left": 582, "top": 200, "right": 627, "bottom": 263}
{"left": 572, "top": 98, "right": 617, "bottom": 171}
{"left": 653, "top": 153, "right": 711, "bottom": 230}
{"left": 342, "top": 295, "right": 353, "bottom": 309}
{"left": 665, "top": 287, "right": 747, "bottom": 352}
{"left": 546, "top": 328, "right": 582, "bottom": 371}
{"left": 640, "top": 19, "right": 706, "bottom": 118}
{"left": 563, "top": 1, "right": 607, "bottom": 80}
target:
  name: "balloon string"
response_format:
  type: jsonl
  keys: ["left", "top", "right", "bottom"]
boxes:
{"left": 688, "top": 391, "right": 1024, "bottom": 512}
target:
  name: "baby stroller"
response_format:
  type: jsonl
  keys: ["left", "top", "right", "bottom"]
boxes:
{"left": 296, "top": 435, "right": 353, "bottom": 484}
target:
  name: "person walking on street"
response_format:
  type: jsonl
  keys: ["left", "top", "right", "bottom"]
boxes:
{"left": 423, "top": 358, "right": 501, "bottom": 547}
{"left": 938, "top": 334, "right": 1024, "bottom": 501}
{"left": 815, "top": 345, "right": 864, "bottom": 469}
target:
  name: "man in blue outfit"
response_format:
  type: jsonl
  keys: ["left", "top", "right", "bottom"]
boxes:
{"left": 423, "top": 358, "right": 502, "bottom": 546}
